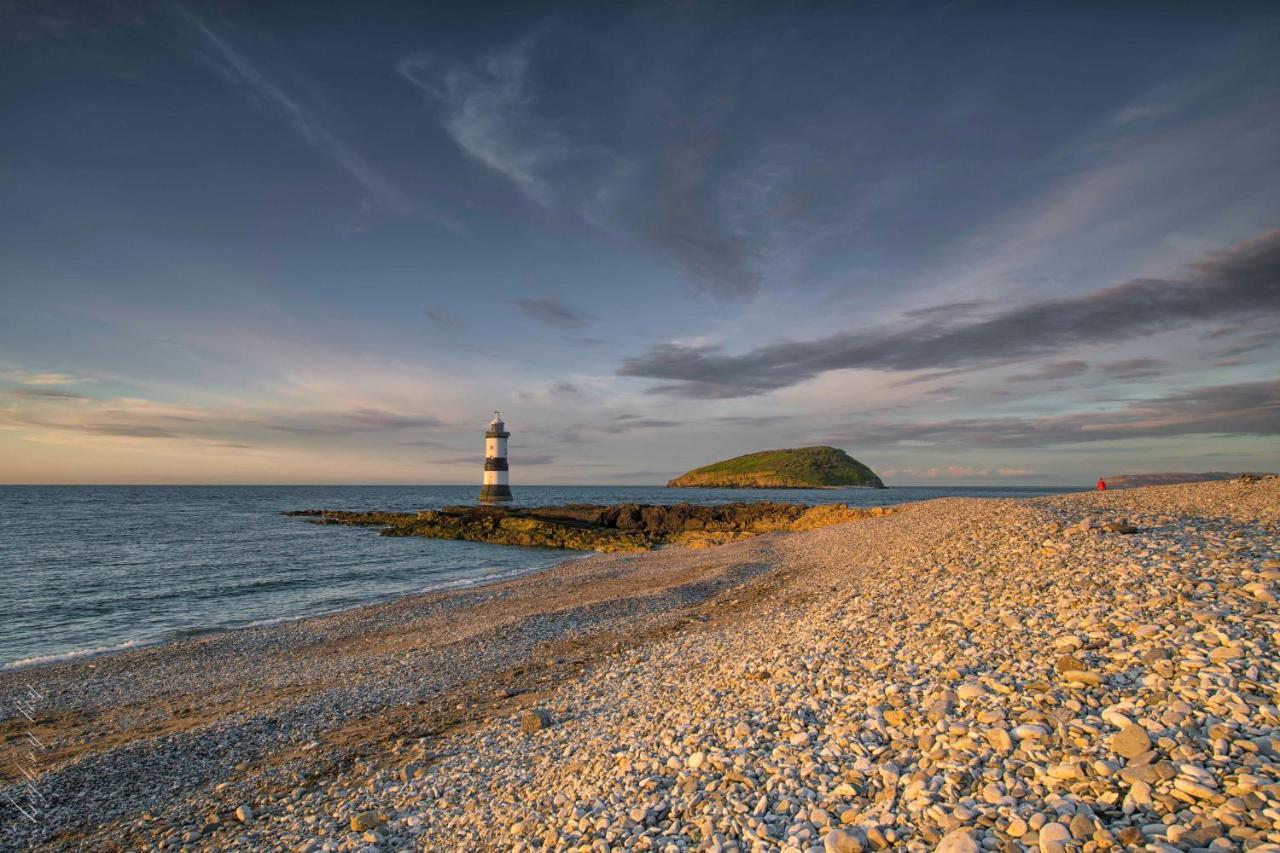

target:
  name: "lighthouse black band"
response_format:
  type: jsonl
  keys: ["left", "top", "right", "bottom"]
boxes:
{"left": 479, "top": 484, "right": 512, "bottom": 501}
{"left": 485, "top": 429, "right": 510, "bottom": 438}
{"left": 484, "top": 458, "right": 509, "bottom": 471}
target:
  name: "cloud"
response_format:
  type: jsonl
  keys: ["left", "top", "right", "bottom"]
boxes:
{"left": 713, "top": 414, "right": 793, "bottom": 427}
{"left": 596, "top": 418, "right": 682, "bottom": 434}
{"left": 1007, "top": 360, "right": 1090, "bottom": 383}
{"left": 551, "top": 415, "right": 684, "bottom": 440}
{"left": 8, "top": 388, "right": 87, "bottom": 400}
{"left": 879, "top": 466, "right": 1041, "bottom": 479}
{"left": 184, "top": 10, "right": 458, "bottom": 231}
{"left": 620, "top": 229, "right": 1280, "bottom": 397}
{"left": 510, "top": 297, "right": 591, "bottom": 329}
{"left": 516, "top": 453, "right": 556, "bottom": 465}
{"left": 263, "top": 408, "right": 441, "bottom": 434}
{"left": 80, "top": 424, "right": 181, "bottom": 439}
{"left": 901, "top": 301, "right": 989, "bottom": 322}
{"left": 425, "top": 308, "right": 458, "bottom": 330}
{"left": 1213, "top": 330, "right": 1277, "bottom": 360}
{"left": 1, "top": 370, "right": 84, "bottom": 386}
{"left": 3, "top": 395, "right": 444, "bottom": 446}
{"left": 398, "top": 33, "right": 770, "bottom": 300}
{"left": 343, "top": 408, "right": 441, "bottom": 430}
{"left": 398, "top": 40, "right": 568, "bottom": 206}
{"left": 1097, "top": 357, "right": 1168, "bottom": 380}
{"left": 563, "top": 335, "right": 608, "bottom": 347}
{"left": 824, "top": 378, "right": 1279, "bottom": 448}
{"left": 428, "top": 451, "right": 555, "bottom": 466}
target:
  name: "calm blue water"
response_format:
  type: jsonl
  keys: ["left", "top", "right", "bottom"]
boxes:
{"left": 0, "top": 484, "right": 1077, "bottom": 668}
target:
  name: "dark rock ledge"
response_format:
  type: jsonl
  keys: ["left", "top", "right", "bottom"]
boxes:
{"left": 284, "top": 502, "right": 894, "bottom": 552}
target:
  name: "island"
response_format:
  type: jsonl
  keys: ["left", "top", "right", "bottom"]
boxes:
{"left": 285, "top": 501, "right": 893, "bottom": 552}
{"left": 667, "top": 446, "right": 885, "bottom": 489}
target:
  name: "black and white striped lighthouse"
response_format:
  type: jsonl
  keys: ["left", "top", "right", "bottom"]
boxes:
{"left": 480, "top": 411, "right": 512, "bottom": 502}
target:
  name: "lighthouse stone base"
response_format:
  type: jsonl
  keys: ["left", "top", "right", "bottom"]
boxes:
{"left": 479, "top": 484, "right": 513, "bottom": 502}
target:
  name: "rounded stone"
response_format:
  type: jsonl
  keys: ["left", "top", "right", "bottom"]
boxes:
{"left": 936, "top": 829, "right": 979, "bottom": 853}
{"left": 1110, "top": 724, "right": 1152, "bottom": 758}
{"left": 1038, "top": 821, "right": 1071, "bottom": 853}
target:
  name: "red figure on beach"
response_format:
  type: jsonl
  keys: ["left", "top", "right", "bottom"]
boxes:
{"left": 1097, "top": 478, "right": 1107, "bottom": 491}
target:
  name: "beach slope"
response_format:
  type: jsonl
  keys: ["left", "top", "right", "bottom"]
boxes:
{"left": 1, "top": 478, "right": 1277, "bottom": 851}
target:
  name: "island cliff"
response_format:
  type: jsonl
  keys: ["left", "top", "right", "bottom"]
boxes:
{"left": 667, "top": 446, "right": 884, "bottom": 489}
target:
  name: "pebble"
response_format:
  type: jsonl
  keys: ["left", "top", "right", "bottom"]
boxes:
{"left": 520, "top": 708, "right": 553, "bottom": 734}
{"left": 1111, "top": 723, "right": 1152, "bottom": 758}
{"left": 1037, "top": 821, "right": 1071, "bottom": 853}
{"left": 823, "top": 827, "right": 864, "bottom": 852}
{"left": 936, "top": 829, "right": 978, "bottom": 852}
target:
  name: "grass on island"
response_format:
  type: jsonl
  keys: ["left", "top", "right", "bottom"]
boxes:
{"left": 668, "top": 446, "right": 885, "bottom": 489}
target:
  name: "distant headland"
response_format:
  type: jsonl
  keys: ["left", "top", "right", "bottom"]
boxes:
{"left": 1102, "top": 471, "right": 1276, "bottom": 488}
{"left": 667, "top": 446, "right": 885, "bottom": 489}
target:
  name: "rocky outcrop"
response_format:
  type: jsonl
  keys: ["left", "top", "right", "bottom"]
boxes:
{"left": 285, "top": 502, "right": 894, "bottom": 552}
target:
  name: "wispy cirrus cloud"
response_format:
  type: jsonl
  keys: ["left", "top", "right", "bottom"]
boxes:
{"left": 184, "top": 10, "right": 458, "bottom": 231}
{"left": 620, "top": 229, "right": 1280, "bottom": 397}
{"left": 398, "top": 28, "right": 792, "bottom": 300}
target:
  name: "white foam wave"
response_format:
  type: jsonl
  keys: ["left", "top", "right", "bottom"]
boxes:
{"left": 2, "top": 638, "right": 156, "bottom": 671}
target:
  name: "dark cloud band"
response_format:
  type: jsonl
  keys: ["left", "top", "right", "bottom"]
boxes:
{"left": 619, "top": 229, "right": 1280, "bottom": 397}
{"left": 822, "top": 378, "right": 1279, "bottom": 448}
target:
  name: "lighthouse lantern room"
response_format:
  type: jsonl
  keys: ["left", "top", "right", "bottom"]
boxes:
{"left": 480, "top": 412, "right": 512, "bottom": 502}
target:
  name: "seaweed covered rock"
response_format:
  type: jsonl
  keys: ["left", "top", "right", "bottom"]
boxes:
{"left": 285, "top": 501, "right": 893, "bottom": 552}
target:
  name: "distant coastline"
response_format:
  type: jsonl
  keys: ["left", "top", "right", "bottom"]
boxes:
{"left": 1102, "top": 471, "right": 1275, "bottom": 488}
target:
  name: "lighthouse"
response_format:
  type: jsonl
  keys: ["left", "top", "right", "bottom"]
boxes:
{"left": 480, "top": 411, "right": 512, "bottom": 502}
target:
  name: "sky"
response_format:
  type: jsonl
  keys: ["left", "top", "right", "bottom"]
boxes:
{"left": 1, "top": 1, "right": 1278, "bottom": 486}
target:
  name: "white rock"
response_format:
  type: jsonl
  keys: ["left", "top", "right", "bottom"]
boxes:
{"left": 1012, "top": 724, "right": 1049, "bottom": 741}
{"left": 1038, "top": 821, "right": 1071, "bottom": 853}
{"left": 935, "top": 829, "right": 978, "bottom": 853}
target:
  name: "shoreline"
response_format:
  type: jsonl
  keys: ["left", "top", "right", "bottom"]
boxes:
{"left": 0, "top": 550, "right": 594, "bottom": 674}
{"left": 2, "top": 479, "right": 1277, "bottom": 851}
{"left": 0, "top": 523, "right": 801, "bottom": 850}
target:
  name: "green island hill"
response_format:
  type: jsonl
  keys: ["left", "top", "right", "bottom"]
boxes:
{"left": 667, "top": 446, "right": 885, "bottom": 489}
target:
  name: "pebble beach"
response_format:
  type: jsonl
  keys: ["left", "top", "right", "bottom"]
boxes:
{"left": 2, "top": 478, "right": 1279, "bottom": 852}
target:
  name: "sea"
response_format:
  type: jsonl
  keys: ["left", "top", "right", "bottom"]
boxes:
{"left": 0, "top": 484, "right": 1080, "bottom": 669}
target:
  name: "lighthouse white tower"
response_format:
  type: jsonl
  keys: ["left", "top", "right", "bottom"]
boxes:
{"left": 480, "top": 412, "right": 512, "bottom": 502}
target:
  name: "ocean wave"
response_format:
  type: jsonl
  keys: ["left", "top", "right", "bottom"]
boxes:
{"left": 2, "top": 637, "right": 157, "bottom": 671}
